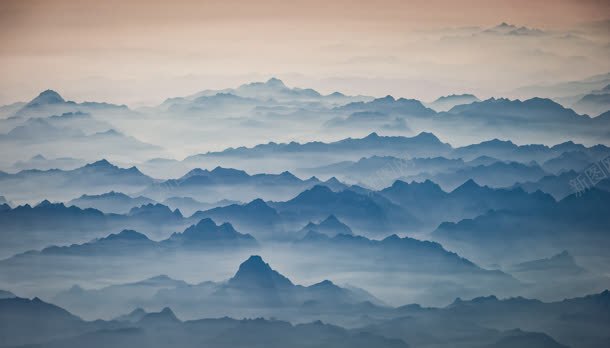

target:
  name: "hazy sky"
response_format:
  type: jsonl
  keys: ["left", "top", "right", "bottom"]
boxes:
{"left": 1, "top": 0, "right": 609, "bottom": 106}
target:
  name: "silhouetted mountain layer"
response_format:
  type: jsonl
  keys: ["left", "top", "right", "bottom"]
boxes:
{"left": 0, "top": 159, "right": 155, "bottom": 203}
{"left": 4, "top": 289, "right": 609, "bottom": 348}
{"left": 509, "top": 251, "right": 586, "bottom": 275}
{"left": 140, "top": 166, "right": 339, "bottom": 202}
{"left": 297, "top": 215, "right": 353, "bottom": 237}
{"left": 3, "top": 218, "right": 256, "bottom": 263}
{"left": 50, "top": 255, "right": 382, "bottom": 320}
{"left": 13, "top": 90, "right": 131, "bottom": 119}
{"left": 271, "top": 185, "right": 421, "bottom": 235}
{"left": 68, "top": 191, "right": 156, "bottom": 214}
{"left": 432, "top": 188, "right": 610, "bottom": 265}
{"left": 379, "top": 179, "right": 555, "bottom": 228}
{"left": 0, "top": 296, "right": 407, "bottom": 348}
{"left": 428, "top": 94, "right": 480, "bottom": 112}
{"left": 185, "top": 132, "right": 453, "bottom": 163}
{"left": 515, "top": 172, "right": 610, "bottom": 200}
{"left": 0, "top": 200, "right": 197, "bottom": 258}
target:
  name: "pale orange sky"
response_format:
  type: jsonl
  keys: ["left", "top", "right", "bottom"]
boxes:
{"left": 0, "top": 0, "right": 609, "bottom": 105}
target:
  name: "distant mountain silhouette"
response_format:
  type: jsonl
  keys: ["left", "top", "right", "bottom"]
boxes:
{"left": 113, "top": 307, "right": 147, "bottom": 323}
{"left": 51, "top": 254, "right": 384, "bottom": 319}
{"left": 482, "top": 22, "right": 545, "bottom": 36}
{"left": 141, "top": 166, "right": 327, "bottom": 202}
{"left": 68, "top": 191, "right": 156, "bottom": 214}
{"left": 541, "top": 151, "right": 593, "bottom": 174}
{"left": 160, "top": 78, "right": 371, "bottom": 111}
{"left": 272, "top": 184, "right": 421, "bottom": 235}
{"left": 448, "top": 98, "right": 584, "bottom": 122}
{"left": 515, "top": 172, "right": 610, "bottom": 200}
{"left": 0, "top": 159, "right": 155, "bottom": 203}
{"left": 299, "top": 155, "right": 467, "bottom": 188}
{"left": 161, "top": 197, "right": 240, "bottom": 216}
{"left": 136, "top": 307, "right": 181, "bottom": 327}
{"left": 12, "top": 154, "right": 85, "bottom": 171}
{"left": 572, "top": 85, "right": 610, "bottom": 116}
{"left": 450, "top": 137, "right": 608, "bottom": 165}
{"left": 295, "top": 231, "right": 514, "bottom": 280}
{"left": 156, "top": 254, "right": 385, "bottom": 310}
{"left": 185, "top": 132, "right": 452, "bottom": 162}
{"left": 13, "top": 90, "right": 130, "bottom": 118}
{"left": 53, "top": 275, "right": 189, "bottom": 317}
{"left": 5, "top": 289, "right": 610, "bottom": 348}
{"left": 338, "top": 95, "right": 436, "bottom": 117}
{"left": 378, "top": 178, "right": 555, "bottom": 228}
{"left": 509, "top": 251, "right": 586, "bottom": 275}
{"left": 26, "top": 90, "right": 66, "bottom": 106}
{"left": 0, "top": 296, "right": 408, "bottom": 348}
{"left": 433, "top": 188, "right": 610, "bottom": 264}
{"left": 1, "top": 216, "right": 257, "bottom": 267}
{"left": 228, "top": 255, "right": 294, "bottom": 289}
{"left": 428, "top": 94, "right": 480, "bottom": 112}
{"left": 127, "top": 203, "right": 184, "bottom": 223}
{"left": 409, "top": 161, "right": 548, "bottom": 190}
{"left": 192, "top": 198, "right": 282, "bottom": 239}
{"left": 297, "top": 215, "right": 353, "bottom": 237}
{"left": 163, "top": 218, "right": 257, "bottom": 247}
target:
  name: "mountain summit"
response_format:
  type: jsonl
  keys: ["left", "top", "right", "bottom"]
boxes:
{"left": 264, "top": 77, "right": 287, "bottom": 88}
{"left": 27, "top": 90, "right": 65, "bottom": 107}
{"left": 228, "top": 255, "right": 294, "bottom": 289}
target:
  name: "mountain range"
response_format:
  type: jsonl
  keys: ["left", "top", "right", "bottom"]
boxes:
{"left": 432, "top": 188, "right": 610, "bottom": 266}
{"left": 140, "top": 166, "right": 343, "bottom": 202}
{"left": 50, "top": 255, "right": 381, "bottom": 320}
{"left": 0, "top": 296, "right": 408, "bottom": 348}
{"left": 0, "top": 159, "right": 155, "bottom": 203}
{"left": 11, "top": 90, "right": 131, "bottom": 119}
{"left": 3, "top": 287, "right": 609, "bottom": 348}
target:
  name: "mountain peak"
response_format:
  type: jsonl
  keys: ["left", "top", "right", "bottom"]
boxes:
{"left": 245, "top": 198, "right": 271, "bottom": 209}
{"left": 241, "top": 255, "right": 266, "bottom": 267}
{"left": 413, "top": 131, "right": 441, "bottom": 142}
{"left": 84, "top": 159, "right": 114, "bottom": 168}
{"left": 35, "top": 199, "right": 55, "bottom": 208}
{"left": 309, "top": 279, "right": 339, "bottom": 289}
{"left": 159, "top": 307, "right": 175, "bottom": 316}
{"left": 322, "top": 214, "right": 339, "bottom": 224}
{"left": 385, "top": 179, "right": 445, "bottom": 196}
{"left": 452, "top": 178, "right": 484, "bottom": 193}
{"left": 210, "top": 166, "right": 247, "bottom": 175}
{"left": 27, "top": 89, "right": 65, "bottom": 106}
{"left": 292, "top": 185, "right": 335, "bottom": 203}
{"left": 300, "top": 214, "right": 353, "bottom": 237}
{"left": 185, "top": 218, "right": 232, "bottom": 237}
{"left": 138, "top": 307, "right": 180, "bottom": 325}
{"left": 229, "top": 255, "right": 294, "bottom": 289}
{"left": 265, "top": 77, "right": 286, "bottom": 87}
{"left": 102, "top": 230, "right": 150, "bottom": 242}
{"left": 168, "top": 218, "right": 254, "bottom": 244}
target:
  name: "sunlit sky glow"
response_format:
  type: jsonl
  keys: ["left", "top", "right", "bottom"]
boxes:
{"left": 1, "top": 0, "right": 609, "bottom": 106}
